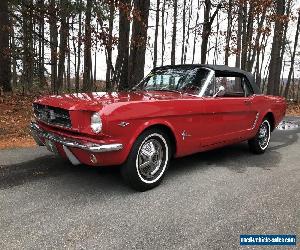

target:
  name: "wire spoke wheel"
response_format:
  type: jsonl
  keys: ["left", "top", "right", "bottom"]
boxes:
{"left": 248, "top": 119, "right": 271, "bottom": 154}
{"left": 258, "top": 121, "right": 270, "bottom": 150}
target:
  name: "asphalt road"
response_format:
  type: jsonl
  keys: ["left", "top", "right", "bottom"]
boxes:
{"left": 0, "top": 117, "right": 299, "bottom": 249}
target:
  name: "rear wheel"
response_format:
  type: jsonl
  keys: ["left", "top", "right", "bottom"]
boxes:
{"left": 248, "top": 119, "right": 271, "bottom": 154}
{"left": 121, "top": 129, "right": 171, "bottom": 191}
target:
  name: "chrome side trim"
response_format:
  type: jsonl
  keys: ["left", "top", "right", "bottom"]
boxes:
{"left": 30, "top": 122, "right": 123, "bottom": 153}
{"left": 252, "top": 112, "right": 260, "bottom": 130}
{"left": 63, "top": 145, "right": 81, "bottom": 165}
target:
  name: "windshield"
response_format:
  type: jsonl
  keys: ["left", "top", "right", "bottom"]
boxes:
{"left": 134, "top": 67, "right": 211, "bottom": 95}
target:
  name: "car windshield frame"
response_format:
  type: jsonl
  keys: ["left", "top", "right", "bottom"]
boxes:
{"left": 132, "top": 67, "right": 215, "bottom": 97}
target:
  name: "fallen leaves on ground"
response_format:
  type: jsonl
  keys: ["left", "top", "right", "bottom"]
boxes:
{"left": 0, "top": 93, "right": 37, "bottom": 149}
{"left": 0, "top": 94, "right": 300, "bottom": 150}
{"left": 286, "top": 101, "right": 300, "bottom": 117}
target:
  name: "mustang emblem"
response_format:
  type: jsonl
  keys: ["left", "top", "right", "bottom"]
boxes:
{"left": 118, "top": 122, "right": 130, "bottom": 127}
{"left": 182, "top": 130, "right": 192, "bottom": 140}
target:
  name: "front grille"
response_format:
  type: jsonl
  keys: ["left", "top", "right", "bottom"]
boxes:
{"left": 33, "top": 104, "right": 72, "bottom": 128}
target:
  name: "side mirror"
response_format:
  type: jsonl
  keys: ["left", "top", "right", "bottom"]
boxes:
{"left": 213, "top": 86, "right": 225, "bottom": 98}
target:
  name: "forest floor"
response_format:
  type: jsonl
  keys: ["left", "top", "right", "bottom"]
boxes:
{"left": 0, "top": 93, "right": 300, "bottom": 150}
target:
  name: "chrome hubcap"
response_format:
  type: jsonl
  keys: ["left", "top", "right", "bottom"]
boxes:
{"left": 258, "top": 122, "right": 270, "bottom": 149}
{"left": 138, "top": 139, "right": 164, "bottom": 180}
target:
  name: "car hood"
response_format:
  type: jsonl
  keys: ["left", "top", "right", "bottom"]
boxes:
{"left": 34, "top": 91, "right": 185, "bottom": 111}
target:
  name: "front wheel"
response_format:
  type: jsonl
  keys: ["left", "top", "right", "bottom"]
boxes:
{"left": 121, "top": 129, "right": 171, "bottom": 191}
{"left": 248, "top": 119, "right": 271, "bottom": 154}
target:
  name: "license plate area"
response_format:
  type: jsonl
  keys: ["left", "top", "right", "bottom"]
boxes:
{"left": 45, "top": 139, "right": 58, "bottom": 154}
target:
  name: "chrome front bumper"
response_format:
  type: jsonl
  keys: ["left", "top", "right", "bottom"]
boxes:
{"left": 30, "top": 122, "right": 123, "bottom": 153}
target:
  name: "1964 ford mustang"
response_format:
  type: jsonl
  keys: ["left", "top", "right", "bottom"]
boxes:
{"left": 30, "top": 65, "right": 286, "bottom": 191}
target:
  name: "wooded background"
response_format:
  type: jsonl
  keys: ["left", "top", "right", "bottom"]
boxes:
{"left": 0, "top": 0, "right": 299, "bottom": 100}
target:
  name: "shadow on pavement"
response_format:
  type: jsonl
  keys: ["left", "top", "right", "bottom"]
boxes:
{"left": 0, "top": 155, "right": 123, "bottom": 191}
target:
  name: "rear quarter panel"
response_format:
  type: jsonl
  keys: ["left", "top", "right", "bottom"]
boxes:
{"left": 251, "top": 95, "right": 286, "bottom": 134}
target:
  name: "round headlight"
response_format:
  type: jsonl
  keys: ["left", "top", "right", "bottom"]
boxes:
{"left": 91, "top": 112, "right": 102, "bottom": 134}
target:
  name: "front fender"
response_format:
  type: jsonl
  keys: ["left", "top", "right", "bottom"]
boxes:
{"left": 126, "top": 119, "right": 179, "bottom": 158}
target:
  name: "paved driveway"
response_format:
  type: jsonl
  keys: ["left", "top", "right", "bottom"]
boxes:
{"left": 0, "top": 117, "right": 299, "bottom": 249}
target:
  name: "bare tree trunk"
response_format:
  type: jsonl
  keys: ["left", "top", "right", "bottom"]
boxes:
{"left": 83, "top": 0, "right": 92, "bottom": 91}
{"left": 248, "top": 9, "right": 267, "bottom": 72}
{"left": 192, "top": 0, "right": 200, "bottom": 64}
{"left": 50, "top": 0, "right": 58, "bottom": 93}
{"left": 71, "top": 15, "right": 76, "bottom": 90}
{"left": 171, "top": 0, "right": 177, "bottom": 65}
{"left": 267, "top": 0, "right": 286, "bottom": 96}
{"left": 284, "top": 10, "right": 300, "bottom": 98}
{"left": 94, "top": 23, "right": 98, "bottom": 87}
{"left": 297, "top": 79, "right": 300, "bottom": 104}
{"left": 75, "top": 0, "right": 82, "bottom": 92}
{"left": 184, "top": 0, "right": 193, "bottom": 64}
{"left": 241, "top": 1, "right": 249, "bottom": 70}
{"left": 114, "top": 0, "right": 131, "bottom": 90}
{"left": 245, "top": 3, "right": 255, "bottom": 70}
{"left": 153, "top": 0, "right": 159, "bottom": 68}
{"left": 161, "top": 0, "right": 166, "bottom": 66}
{"left": 22, "top": 0, "right": 34, "bottom": 93}
{"left": 0, "top": 0, "right": 11, "bottom": 92}
{"left": 181, "top": 0, "right": 186, "bottom": 64}
{"left": 11, "top": 16, "right": 17, "bottom": 88}
{"left": 67, "top": 29, "right": 71, "bottom": 91}
{"left": 213, "top": 12, "right": 220, "bottom": 64}
{"left": 278, "top": 0, "right": 291, "bottom": 95}
{"left": 224, "top": 0, "right": 232, "bottom": 65}
{"left": 291, "top": 71, "right": 295, "bottom": 100}
{"left": 235, "top": 2, "right": 243, "bottom": 68}
{"left": 201, "top": 0, "right": 221, "bottom": 64}
{"left": 38, "top": 0, "right": 46, "bottom": 87}
{"left": 255, "top": 32, "right": 268, "bottom": 88}
{"left": 128, "top": 0, "right": 150, "bottom": 86}
{"left": 57, "top": 0, "right": 69, "bottom": 92}
{"left": 105, "top": 1, "right": 114, "bottom": 91}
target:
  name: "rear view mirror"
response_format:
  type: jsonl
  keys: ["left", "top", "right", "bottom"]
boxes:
{"left": 213, "top": 86, "right": 225, "bottom": 98}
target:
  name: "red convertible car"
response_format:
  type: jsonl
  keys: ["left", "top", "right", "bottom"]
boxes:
{"left": 30, "top": 65, "right": 286, "bottom": 191}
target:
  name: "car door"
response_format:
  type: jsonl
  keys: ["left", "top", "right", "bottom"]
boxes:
{"left": 213, "top": 75, "right": 258, "bottom": 140}
{"left": 184, "top": 71, "right": 229, "bottom": 147}
{"left": 194, "top": 74, "right": 258, "bottom": 147}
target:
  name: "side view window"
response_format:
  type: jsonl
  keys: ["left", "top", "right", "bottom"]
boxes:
{"left": 214, "top": 76, "right": 253, "bottom": 97}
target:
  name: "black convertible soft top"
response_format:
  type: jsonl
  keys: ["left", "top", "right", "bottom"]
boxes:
{"left": 153, "top": 64, "right": 261, "bottom": 94}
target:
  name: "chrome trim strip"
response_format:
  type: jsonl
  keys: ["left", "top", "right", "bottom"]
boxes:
{"left": 252, "top": 112, "right": 260, "bottom": 130}
{"left": 30, "top": 122, "right": 123, "bottom": 153}
{"left": 63, "top": 145, "right": 81, "bottom": 165}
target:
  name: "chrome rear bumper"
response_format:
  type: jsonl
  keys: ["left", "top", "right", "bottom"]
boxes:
{"left": 30, "top": 122, "right": 123, "bottom": 153}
